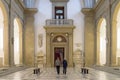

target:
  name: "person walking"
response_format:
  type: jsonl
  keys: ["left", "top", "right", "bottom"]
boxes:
{"left": 63, "top": 59, "right": 68, "bottom": 74}
{"left": 55, "top": 57, "right": 61, "bottom": 75}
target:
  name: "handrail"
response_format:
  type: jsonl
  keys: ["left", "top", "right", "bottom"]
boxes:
{"left": 46, "top": 19, "right": 73, "bottom": 26}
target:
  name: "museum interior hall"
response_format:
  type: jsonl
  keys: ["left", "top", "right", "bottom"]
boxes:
{"left": 0, "top": 0, "right": 120, "bottom": 80}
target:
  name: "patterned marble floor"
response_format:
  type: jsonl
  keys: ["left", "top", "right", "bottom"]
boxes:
{"left": 0, "top": 67, "right": 120, "bottom": 80}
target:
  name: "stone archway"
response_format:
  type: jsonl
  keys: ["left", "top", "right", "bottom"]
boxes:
{"left": 112, "top": 2, "right": 120, "bottom": 66}
{"left": 0, "top": 0, "right": 9, "bottom": 67}
{"left": 44, "top": 26, "right": 75, "bottom": 67}
{"left": 51, "top": 35, "right": 68, "bottom": 67}
{"left": 14, "top": 18, "right": 23, "bottom": 66}
{"left": 96, "top": 18, "right": 107, "bottom": 66}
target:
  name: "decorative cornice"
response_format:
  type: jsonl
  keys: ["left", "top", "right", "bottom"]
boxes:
{"left": 44, "top": 26, "right": 75, "bottom": 29}
{"left": 44, "top": 26, "right": 75, "bottom": 33}
{"left": 24, "top": 8, "right": 38, "bottom": 14}
{"left": 82, "top": 8, "right": 94, "bottom": 16}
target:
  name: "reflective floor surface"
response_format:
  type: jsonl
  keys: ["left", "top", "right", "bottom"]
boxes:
{"left": 0, "top": 68, "right": 120, "bottom": 80}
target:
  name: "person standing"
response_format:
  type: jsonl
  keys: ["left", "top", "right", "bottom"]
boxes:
{"left": 63, "top": 59, "right": 68, "bottom": 74}
{"left": 55, "top": 57, "right": 61, "bottom": 75}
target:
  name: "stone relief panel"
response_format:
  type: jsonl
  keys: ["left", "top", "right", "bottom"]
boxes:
{"left": 36, "top": 50, "right": 45, "bottom": 68}
{"left": 38, "top": 34, "right": 43, "bottom": 48}
{"left": 73, "top": 49, "right": 83, "bottom": 68}
{"left": 52, "top": 35, "right": 67, "bottom": 42}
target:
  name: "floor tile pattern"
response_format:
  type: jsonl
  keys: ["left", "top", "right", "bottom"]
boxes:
{"left": 0, "top": 68, "right": 120, "bottom": 80}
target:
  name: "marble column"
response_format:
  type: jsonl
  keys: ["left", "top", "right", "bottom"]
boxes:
{"left": 82, "top": 8, "right": 95, "bottom": 67}
{"left": 24, "top": 8, "right": 37, "bottom": 66}
{"left": 3, "top": 19, "right": 10, "bottom": 67}
{"left": 111, "top": 20, "right": 117, "bottom": 66}
{"left": 68, "top": 33, "right": 73, "bottom": 67}
{"left": 19, "top": 30, "right": 23, "bottom": 66}
{"left": 46, "top": 33, "right": 52, "bottom": 67}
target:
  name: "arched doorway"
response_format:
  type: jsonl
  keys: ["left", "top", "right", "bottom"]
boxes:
{"left": 44, "top": 27, "right": 74, "bottom": 67}
{"left": 116, "top": 10, "right": 120, "bottom": 65}
{"left": 112, "top": 2, "right": 120, "bottom": 66}
{"left": 14, "top": 18, "right": 23, "bottom": 66}
{"left": 96, "top": 18, "right": 107, "bottom": 66}
{"left": 0, "top": 6, "right": 4, "bottom": 67}
{"left": 0, "top": 1, "right": 9, "bottom": 67}
{"left": 52, "top": 35, "right": 67, "bottom": 66}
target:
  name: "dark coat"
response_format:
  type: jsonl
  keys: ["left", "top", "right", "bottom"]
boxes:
{"left": 63, "top": 60, "right": 67, "bottom": 68}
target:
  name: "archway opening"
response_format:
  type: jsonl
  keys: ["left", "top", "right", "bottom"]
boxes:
{"left": 112, "top": 2, "right": 120, "bottom": 66}
{"left": 14, "top": 18, "right": 23, "bottom": 66}
{"left": 99, "top": 19, "right": 106, "bottom": 65}
{"left": 97, "top": 18, "right": 107, "bottom": 66}
{"left": 116, "top": 8, "right": 120, "bottom": 65}
{"left": 14, "top": 19, "right": 20, "bottom": 65}
{"left": 0, "top": 7, "right": 4, "bottom": 66}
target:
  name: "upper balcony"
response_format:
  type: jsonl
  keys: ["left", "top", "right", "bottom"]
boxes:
{"left": 46, "top": 19, "right": 74, "bottom": 27}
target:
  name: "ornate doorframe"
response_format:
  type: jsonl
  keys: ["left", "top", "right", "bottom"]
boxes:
{"left": 44, "top": 26, "right": 75, "bottom": 67}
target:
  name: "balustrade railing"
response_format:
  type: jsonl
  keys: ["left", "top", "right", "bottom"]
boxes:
{"left": 46, "top": 19, "right": 73, "bottom": 26}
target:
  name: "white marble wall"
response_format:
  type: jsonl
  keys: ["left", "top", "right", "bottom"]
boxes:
{"left": 34, "top": 0, "right": 52, "bottom": 55}
{"left": 67, "top": 0, "right": 84, "bottom": 52}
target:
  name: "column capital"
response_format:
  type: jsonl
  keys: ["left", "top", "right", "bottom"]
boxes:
{"left": 24, "top": 8, "right": 38, "bottom": 14}
{"left": 82, "top": 8, "right": 94, "bottom": 16}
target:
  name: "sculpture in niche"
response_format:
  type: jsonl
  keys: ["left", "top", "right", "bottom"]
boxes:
{"left": 38, "top": 34, "right": 43, "bottom": 48}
